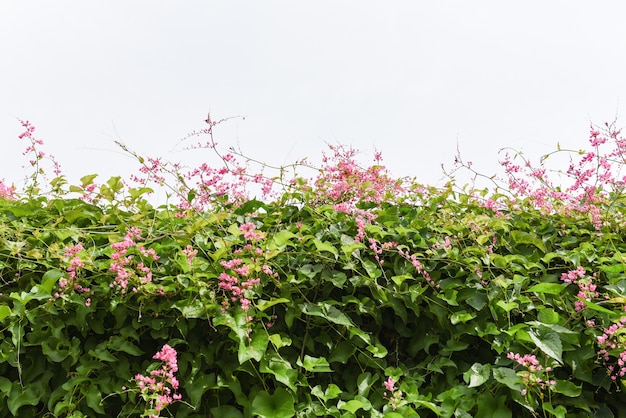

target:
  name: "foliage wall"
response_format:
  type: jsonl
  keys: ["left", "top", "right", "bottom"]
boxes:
{"left": 1, "top": 119, "right": 626, "bottom": 417}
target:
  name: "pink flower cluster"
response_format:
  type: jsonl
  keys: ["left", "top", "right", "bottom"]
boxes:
{"left": 54, "top": 243, "right": 92, "bottom": 306}
{"left": 261, "top": 263, "right": 278, "bottom": 278}
{"left": 0, "top": 180, "right": 15, "bottom": 200}
{"left": 560, "top": 267, "right": 599, "bottom": 311}
{"left": 383, "top": 376, "right": 404, "bottom": 410}
{"left": 333, "top": 206, "right": 377, "bottom": 243}
{"left": 181, "top": 244, "right": 198, "bottom": 268}
{"left": 17, "top": 119, "right": 62, "bottom": 184}
{"left": 307, "top": 145, "right": 409, "bottom": 243}
{"left": 78, "top": 182, "right": 98, "bottom": 203}
{"left": 109, "top": 227, "right": 160, "bottom": 293}
{"left": 507, "top": 352, "right": 546, "bottom": 373}
{"left": 64, "top": 243, "right": 85, "bottom": 282}
{"left": 398, "top": 248, "right": 437, "bottom": 288}
{"left": 560, "top": 266, "right": 586, "bottom": 284}
{"left": 134, "top": 344, "right": 182, "bottom": 415}
{"left": 368, "top": 238, "right": 398, "bottom": 265}
{"left": 433, "top": 236, "right": 452, "bottom": 251}
{"left": 313, "top": 144, "right": 405, "bottom": 207}
{"left": 507, "top": 352, "right": 555, "bottom": 396}
{"left": 240, "top": 222, "right": 264, "bottom": 241}
{"left": 129, "top": 117, "right": 277, "bottom": 215}
{"left": 384, "top": 376, "right": 396, "bottom": 392}
{"left": 449, "top": 122, "right": 626, "bottom": 231}
{"left": 181, "top": 157, "right": 274, "bottom": 212}
{"left": 596, "top": 317, "right": 626, "bottom": 381}
{"left": 494, "top": 123, "right": 626, "bottom": 229}
{"left": 19, "top": 120, "right": 44, "bottom": 163}
{"left": 219, "top": 258, "right": 261, "bottom": 320}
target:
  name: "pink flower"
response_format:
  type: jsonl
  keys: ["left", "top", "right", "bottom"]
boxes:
{"left": 133, "top": 344, "right": 182, "bottom": 413}
{"left": 384, "top": 376, "right": 396, "bottom": 392}
{"left": 240, "top": 222, "right": 264, "bottom": 241}
{"left": 182, "top": 244, "right": 198, "bottom": 267}
{"left": 0, "top": 180, "right": 15, "bottom": 200}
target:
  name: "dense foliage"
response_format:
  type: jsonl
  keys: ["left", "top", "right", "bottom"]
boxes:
{"left": 2, "top": 118, "right": 626, "bottom": 417}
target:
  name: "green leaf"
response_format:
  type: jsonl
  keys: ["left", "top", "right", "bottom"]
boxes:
{"left": 526, "top": 321, "right": 577, "bottom": 335}
{"left": 186, "top": 373, "right": 216, "bottom": 406}
{"left": 503, "top": 323, "right": 528, "bottom": 337}
{"left": 496, "top": 300, "right": 518, "bottom": 313}
{"left": 89, "top": 345, "right": 118, "bottom": 362}
{"left": 297, "top": 355, "right": 332, "bottom": 372}
{"left": 107, "top": 337, "right": 143, "bottom": 356}
{"left": 581, "top": 299, "right": 619, "bottom": 316}
{"left": 311, "top": 384, "right": 342, "bottom": 402}
{"left": 339, "top": 399, "right": 367, "bottom": 414}
{"left": 361, "top": 259, "right": 382, "bottom": 279}
{"left": 80, "top": 173, "right": 98, "bottom": 185}
{"left": 441, "top": 340, "right": 470, "bottom": 355}
{"left": 173, "top": 298, "right": 207, "bottom": 318}
{"left": 257, "top": 298, "right": 291, "bottom": 312}
{"left": 322, "top": 269, "right": 347, "bottom": 287}
{"left": 234, "top": 199, "right": 266, "bottom": 215}
{"left": 7, "top": 382, "right": 40, "bottom": 415}
{"left": 510, "top": 230, "right": 546, "bottom": 252}
{"left": 526, "top": 283, "right": 564, "bottom": 295}
{"left": 128, "top": 186, "right": 153, "bottom": 198}
{"left": 210, "top": 405, "right": 244, "bottom": 418}
{"left": 42, "top": 338, "right": 72, "bottom": 362}
{"left": 493, "top": 367, "right": 523, "bottom": 391}
{"left": 0, "top": 305, "right": 11, "bottom": 322}
{"left": 239, "top": 328, "right": 269, "bottom": 363}
{"left": 450, "top": 310, "right": 476, "bottom": 324}
{"left": 537, "top": 308, "right": 560, "bottom": 324}
{"left": 0, "top": 377, "right": 11, "bottom": 394}
{"left": 251, "top": 388, "right": 295, "bottom": 418}
{"left": 529, "top": 329, "right": 562, "bottom": 364}
{"left": 440, "top": 288, "right": 458, "bottom": 306}
{"left": 476, "top": 234, "right": 490, "bottom": 245}
{"left": 85, "top": 384, "right": 105, "bottom": 414}
{"left": 328, "top": 340, "right": 356, "bottom": 363}
{"left": 366, "top": 343, "right": 388, "bottom": 358}
{"left": 272, "top": 230, "right": 297, "bottom": 247}
{"left": 61, "top": 376, "right": 91, "bottom": 391}
{"left": 325, "top": 304, "right": 355, "bottom": 327}
{"left": 260, "top": 353, "right": 298, "bottom": 391}
{"left": 542, "top": 402, "right": 567, "bottom": 418}
{"left": 299, "top": 263, "right": 323, "bottom": 279}
{"left": 41, "top": 269, "right": 64, "bottom": 295}
{"left": 106, "top": 176, "right": 124, "bottom": 193}
{"left": 464, "top": 363, "right": 491, "bottom": 388}
{"left": 465, "top": 291, "right": 488, "bottom": 311}
{"left": 553, "top": 380, "right": 581, "bottom": 397}
{"left": 564, "top": 346, "right": 595, "bottom": 383}
{"left": 342, "top": 242, "right": 366, "bottom": 257}
{"left": 476, "top": 393, "right": 512, "bottom": 418}
{"left": 357, "top": 372, "right": 378, "bottom": 396}
{"left": 313, "top": 239, "right": 339, "bottom": 258}
{"left": 301, "top": 302, "right": 355, "bottom": 328}
{"left": 427, "top": 356, "right": 457, "bottom": 373}
{"left": 269, "top": 333, "right": 292, "bottom": 349}
{"left": 325, "top": 384, "right": 342, "bottom": 400}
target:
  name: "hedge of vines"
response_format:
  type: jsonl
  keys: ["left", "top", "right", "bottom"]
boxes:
{"left": 1, "top": 119, "right": 626, "bottom": 417}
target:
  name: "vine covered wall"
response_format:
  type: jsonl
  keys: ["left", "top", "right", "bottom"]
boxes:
{"left": 1, "top": 119, "right": 626, "bottom": 417}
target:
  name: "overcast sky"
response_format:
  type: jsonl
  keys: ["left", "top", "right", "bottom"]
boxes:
{"left": 2, "top": 2, "right": 626, "bottom": 194}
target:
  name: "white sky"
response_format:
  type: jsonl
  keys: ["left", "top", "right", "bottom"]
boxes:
{"left": 2, "top": 2, "right": 626, "bottom": 194}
